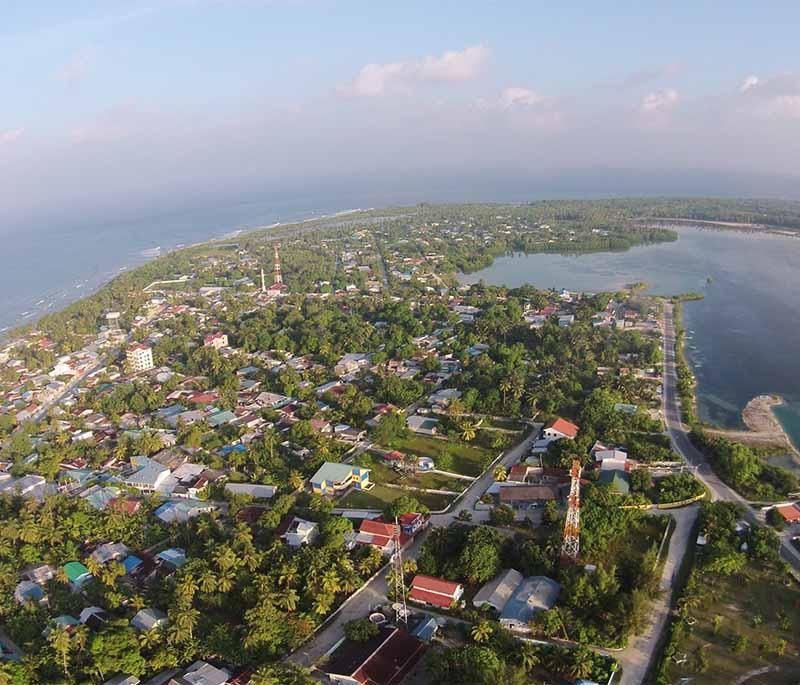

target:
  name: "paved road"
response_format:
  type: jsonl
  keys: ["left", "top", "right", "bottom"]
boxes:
{"left": 662, "top": 303, "right": 800, "bottom": 571}
{"left": 615, "top": 505, "right": 698, "bottom": 685}
{"left": 286, "top": 428, "right": 540, "bottom": 667}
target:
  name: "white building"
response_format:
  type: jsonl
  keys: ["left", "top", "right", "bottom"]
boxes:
{"left": 126, "top": 344, "right": 154, "bottom": 373}
{"left": 204, "top": 332, "right": 229, "bottom": 349}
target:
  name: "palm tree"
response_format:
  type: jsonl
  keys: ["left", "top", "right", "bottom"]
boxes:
{"left": 139, "top": 628, "right": 163, "bottom": 651}
{"left": 498, "top": 377, "right": 512, "bottom": 407}
{"left": 48, "top": 626, "right": 72, "bottom": 678}
{"left": 459, "top": 421, "right": 478, "bottom": 442}
{"left": 321, "top": 568, "right": 340, "bottom": 595}
{"left": 518, "top": 643, "right": 540, "bottom": 673}
{"left": 470, "top": 621, "right": 494, "bottom": 643}
{"left": 566, "top": 647, "right": 595, "bottom": 679}
{"left": 278, "top": 588, "right": 300, "bottom": 612}
{"left": 493, "top": 465, "right": 507, "bottom": 482}
{"left": 288, "top": 470, "right": 304, "bottom": 491}
{"left": 198, "top": 569, "right": 217, "bottom": 594}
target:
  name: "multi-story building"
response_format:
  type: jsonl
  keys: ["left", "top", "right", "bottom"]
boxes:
{"left": 126, "top": 344, "right": 154, "bottom": 373}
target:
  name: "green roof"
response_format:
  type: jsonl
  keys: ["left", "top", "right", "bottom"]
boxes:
{"left": 311, "top": 461, "right": 364, "bottom": 485}
{"left": 63, "top": 561, "right": 90, "bottom": 583}
{"left": 599, "top": 469, "right": 630, "bottom": 494}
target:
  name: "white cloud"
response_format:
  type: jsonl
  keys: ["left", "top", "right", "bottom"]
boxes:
{"left": 740, "top": 75, "right": 759, "bottom": 93}
{"left": 499, "top": 87, "right": 547, "bottom": 109}
{"left": 640, "top": 88, "right": 679, "bottom": 114}
{"left": 0, "top": 128, "right": 24, "bottom": 145}
{"left": 337, "top": 44, "right": 488, "bottom": 97}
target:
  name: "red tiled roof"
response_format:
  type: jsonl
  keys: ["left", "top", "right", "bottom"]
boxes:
{"left": 411, "top": 574, "right": 461, "bottom": 596}
{"left": 409, "top": 587, "right": 454, "bottom": 608}
{"left": 353, "top": 628, "right": 427, "bottom": 685}
{"left": 360, "top": 519, "right": 398, "bottom": 537}
{"left": 546, "top": 417, "right": 579, "bottom": 438}
{"left": 776, "top": 504, "right": 800, "bottom": 523}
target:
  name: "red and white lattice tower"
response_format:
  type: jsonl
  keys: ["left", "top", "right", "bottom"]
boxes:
{"left": 560, "top": 459, "right": 582, "bottom": 564}
{"left": 392, "top": 518, "right": 408, "bottom": 625}
{"left": 272, "top": 244, "right": 283, "bottom": 286}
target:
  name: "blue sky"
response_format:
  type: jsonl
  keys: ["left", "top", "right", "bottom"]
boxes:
{"left": 3, "top": 1, "right": 800, "bottom": 224}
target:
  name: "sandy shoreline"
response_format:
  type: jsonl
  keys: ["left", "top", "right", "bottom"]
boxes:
{"left": 706, "top": 394, "right": 800, "bottom": 460}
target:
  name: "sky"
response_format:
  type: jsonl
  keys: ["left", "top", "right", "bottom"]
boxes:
{"left": 3, "top": 1, "right": 800, "bottom": 228}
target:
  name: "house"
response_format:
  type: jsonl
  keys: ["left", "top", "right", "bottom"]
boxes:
{"left": 23, "top": 564, "right": 55, "bottom": 585}
{"left": 203, "top": 332, "right": 228, "bottom": 349}
{"left": 14, "top": 580, "right": 46, "bottom": 606}
{"left": 499, "top": 485, "right": 558, "bottom": 510}
{"left": 774, "top": 503, "right": 800, "bottom": 524}
{"left": 103, "top": 676, "right": 140, "bottom": 685}
{"left": 334, "top": 353, "right": 371, "bottom": 377}
{"left": 406, "top": 415, "right": 439, "bottom": 436}
{"left": 156, "top": 548, "right": 187, "bottom": 571}
{"left": 122, "top": 456, "right": 171, "bottom": 493}
{"left": 410, "top": 616, "right": 439, "bottom": 642}
{"left": 63, "top": 561, "right": 92, "bottom": 589}
{"left": 131, "top": 608, "right": 168, "bottom": 632}
{"left": 310, "top": 462, "right": 371, "bottom": 496}
{"left": 398, "top": 512, "right": 428, "bottom": 537}
{"left": 595, "top": 449, "right": 630, "bottom": 472}
{"left": 498, "top": 576, "right": 561, "bottom": 632}
{"left": 541, "top": 418, "right": 579, "bottom": 441}
{"left": 473, "top": 568, "right": 524, "bottom": 612}
{"left": 224, "top": 483, "right": 276, "bottom": 500}
{"left": 325, "top": 626, "right": 427, "bottom": 685}
{"left": 355, "top": 519, "right": 399, "bottom": 555}
{"left": 167, "top": 660, "right": 230, "bottom": 685}
{"left": 90, "top": 542, "right": 130, "bottom": 565}
{"left": 79, "top": 606, "right": 111, "bottom": 629}
{"left": 280, "top": 516, "right": 319, "bottom": 547}
{"left": 154, "top": 499, "right": 215, "bottom": 524}
{"left": 409, "top": 575, "right": 464, "bottom": 609}
{"left": 126, "top": 344, "right": 154, "bottom": 373}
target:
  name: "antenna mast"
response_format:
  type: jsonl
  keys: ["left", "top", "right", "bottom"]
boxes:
{"left": 392, "top": 517, "right": 407, "bottom": 625}
{"left": 560, "top": 459, "right": 582, "bottom": 564}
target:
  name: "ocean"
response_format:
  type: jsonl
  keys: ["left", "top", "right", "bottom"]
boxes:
{"left": 0, "top": 195, "right": 361, "bottom": 335}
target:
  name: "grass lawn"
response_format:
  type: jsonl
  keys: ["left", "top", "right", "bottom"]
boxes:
{"left": 338, "top": 484, "right": 454, "bottom": 512}
{"left": 664, "top": 563, "right": 800, "bottom": 684}
{"left": 404, "top": 471, "right": 467, "bottom": 492}
{"left": 386, "top": 434, "right": 495, "bottom": 477}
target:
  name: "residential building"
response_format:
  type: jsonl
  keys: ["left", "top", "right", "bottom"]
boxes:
{"left": 499, "top": 485, "right": 558, "bottom": 510}
{"left": 122, "top": 456, "right": 171, "bottom": 493}
{"left": 280, "top": 516, "right": 319, "bottom": 547}
{"left": 355, "top": 519, "right": 399, "bottom": 555}
{"left": 126, "top": 344, "right": 154, "bottom": 373}
{"left": 473, "top": 568, "right": 524, "bottom": 612}
{"left": 541, "top": 417, "right": 579, "bottom": 441}
{"left": 310, "top": 462, "right": 371, "bottom": 496}
{"left": 203, "top": 332, "right": 228, "bottom": 349}
{"left": 409, "top": 575, "right": 464, "bottom": 609}
{"left": 499, "top": 576, "right": 561, "bottom": 632}
{"left": 406, "top": 415, "right": 439, "bottom": 435}
{"left": 131, "top": 608, "right": 168, "bottom": 631}
{"left": 325, "top": 626, "right": 427, "bottom": 685}
{"left": 224, "top": 483, "right": 276, "bottom": 500}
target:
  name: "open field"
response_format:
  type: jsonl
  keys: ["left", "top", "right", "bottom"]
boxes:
{"left": 664, "top": 563, "right": 800, "bottom": 684}
{"left": 386, "top": 434, "right": 495, "bottom": 477}
{"left": 338, "top": 484, "right": 454, "bottom": 512}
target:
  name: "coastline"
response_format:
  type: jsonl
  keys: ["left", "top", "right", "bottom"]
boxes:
{"left": 704, "top": 395, "right": 800, "bottom": 461}
{"left": 0, "top": 206, "right": 369, "bottom": 341}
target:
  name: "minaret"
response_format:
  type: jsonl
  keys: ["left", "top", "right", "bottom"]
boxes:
{"left": 260, "top": 267, "right": 266, "bottom": 294}
{"left": 273, "top": 244, "right": 283, "bottom": 286}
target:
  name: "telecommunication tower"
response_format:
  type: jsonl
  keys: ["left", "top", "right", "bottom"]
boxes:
{"left": 560, "top": 459, "right": 582, "bottom": 563}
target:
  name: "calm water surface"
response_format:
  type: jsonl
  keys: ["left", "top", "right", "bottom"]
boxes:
{"left": 461, "top": 227, "right": 800, "bottom": 449}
